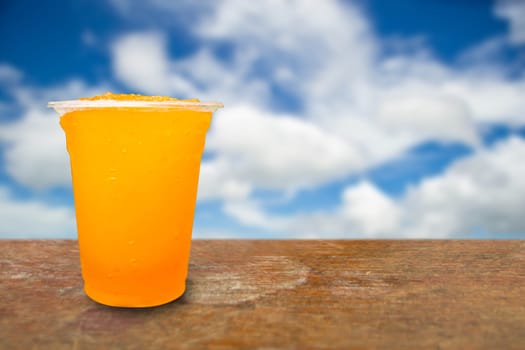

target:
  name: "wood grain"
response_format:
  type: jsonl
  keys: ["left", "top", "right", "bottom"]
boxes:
{"left": 1, "top": 240, "right": 524, "bottom": 349}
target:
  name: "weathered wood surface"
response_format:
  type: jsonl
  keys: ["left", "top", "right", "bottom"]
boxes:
{"left": 1, "top": 240, "right": 524, "bottom": 349}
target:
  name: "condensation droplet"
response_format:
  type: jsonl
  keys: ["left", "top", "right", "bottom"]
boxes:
{"left": 130, "top": 258, "right": 137, "bottom": 265}
{"left": 107, "top": 137, "right": 113, "bottom": 143}
{"left": 184, "top": 129, "right": 192, "bottom": 136}
{"left": 107, "top": 176, "right": 117, "bottom": 181}
{"left": 106, "top": 273, "right": 113, "bottom": 279}
{"left": 137, "top": 140, "right": 143, "bottom": 145}
{"left": 121, "top": 148, "right": 127, "bottom": 153}
{"left": 165, "top": 130, "right": 173, "bottom": 137}
{"left": 128, "top": 240, "right": 135, "bottom": 246}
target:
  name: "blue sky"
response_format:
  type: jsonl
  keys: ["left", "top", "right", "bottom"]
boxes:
{"left": 0, "top": 0, "right": 524, "bottom": 238}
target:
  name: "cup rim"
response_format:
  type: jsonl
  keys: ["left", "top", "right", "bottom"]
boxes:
{"left": 48, "top": 99, "right": 224, "bottom": 115}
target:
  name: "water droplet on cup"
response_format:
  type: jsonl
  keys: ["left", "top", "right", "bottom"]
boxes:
{"left": 128, "top": 240, "right": 135, "bottom": 246}
{"left": 107, "top": 176, "right": 117, "bottom": 181}
{"left": 184, "top": 129, "right": 192, "bottom": 136}
{"left": 165, "top": 130, "right": 173, "bottom": 137}
{"left": 106, "top": 273, "right": 113, "bottom": 279}
{"left": 130, "top": 258, "right": 137, "bottom": 265}
{"left": 121, "top": 148, "right": 127, "bottom": 153}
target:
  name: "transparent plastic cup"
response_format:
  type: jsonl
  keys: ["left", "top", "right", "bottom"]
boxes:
{"left": 49, "top": 97, "right": 223, "bottom": 307}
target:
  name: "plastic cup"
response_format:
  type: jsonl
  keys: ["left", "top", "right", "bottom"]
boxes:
{"left": 49, "top": 97, "right": 222, "bottom": 307}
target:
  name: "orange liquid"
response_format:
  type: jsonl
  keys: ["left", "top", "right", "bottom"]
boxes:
{"left": 60, "top": 107, "right": 212, "bottom": 307}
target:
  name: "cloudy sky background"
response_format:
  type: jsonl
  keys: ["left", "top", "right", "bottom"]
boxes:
{"left": 0, "top": 0, "right": 524, "bottom": 239}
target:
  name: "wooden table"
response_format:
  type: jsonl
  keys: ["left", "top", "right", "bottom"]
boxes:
{"left": 1, "top": 240, "right": 524, "bottom": 349}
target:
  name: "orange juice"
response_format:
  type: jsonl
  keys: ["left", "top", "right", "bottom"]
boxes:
{"left": 50, "top": 93, "right": 222, "bottom": 307}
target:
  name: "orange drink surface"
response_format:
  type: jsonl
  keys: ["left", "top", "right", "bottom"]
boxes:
{"left": 51, "top": 93, "right": 222, "bottom": 307}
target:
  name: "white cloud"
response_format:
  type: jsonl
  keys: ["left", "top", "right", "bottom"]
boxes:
{"left": 458, "top": 37, "right": 508, "bottom": 64}
{"left": 376, "top": 93, "right": 478, "bottom": 146}
{"left": 195, "top": 0, "right": 376, "bottom": 113}
{"left": 495, "top": 0, "right": 525, "bottom": 45}
{"left": 111, "top": 32, "right": 173, "bottom": 94}
{"left": 220, "top": 180, "right": 402, "bottom": 238}
{"left": 206, "top": 105, "right": 362, "bottom": 191}
{"left": 222, "top": 137, "right": 525, "bottom": 238}
{"left": 282, "top": 181, "right": 402, "bottom": 238}
{"left": 0, "top": 186, "right": 76, "bottom": 238}
{"left": 111, "top": 32, "right": 271, "bottom": 106}
{"left": 0, "top": 108, "right": 70, "bottom": 189}
{"left": 198, "top": 158, "right": 252, "bottom": 201}
{"left": 374, "top": 53, "right": 525, "bottom": 126}
{"left": 223, "top": 199, "right": 277, "bottom": 229}
{"left": 339, "top": 182, "right": 402, "bottom": 236}
{"left": 197, "top": 104, "right": 362, "bottom": 200}
{"left": 403, "top": 136, "right": 525, "bottom": 236}
{"left": 0, "top": 64, "right": 22, "bottom": 84}
{"left": 441, "top": 76, "right": 525, "bottom": 126}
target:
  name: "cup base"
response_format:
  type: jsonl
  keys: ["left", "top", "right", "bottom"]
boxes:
{"left": 84, "top": 282, "right": 186, "bottom": 308}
